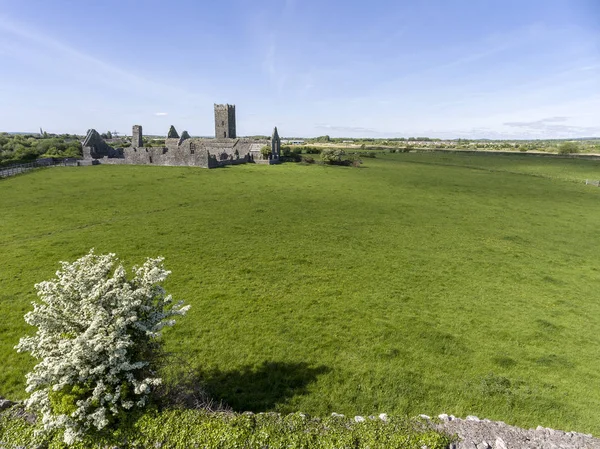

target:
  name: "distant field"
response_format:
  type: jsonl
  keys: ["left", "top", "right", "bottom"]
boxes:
{"left": 1, "top": 153, "right": 600, "bottom": 434}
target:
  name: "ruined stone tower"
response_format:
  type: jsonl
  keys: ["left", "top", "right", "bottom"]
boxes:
{"left": 132, "top": 125, "right": 143, "bottom": 148}
{"left": 214, "top": 104, "right": 236, "bottom": 139}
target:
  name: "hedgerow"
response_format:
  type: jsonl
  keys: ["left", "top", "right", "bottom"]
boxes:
{"left": 0, "top": 408, "right": 455, "bottom": 449}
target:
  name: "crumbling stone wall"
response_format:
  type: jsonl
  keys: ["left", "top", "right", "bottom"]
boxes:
{"left": 95, "top": 137, "right": 265, "bottom": 168}
{"left": 83, "top": 103, "right": 281, "bottom": 168}
{"left": 82, "top": 129, "right": 122, "bottom": 159}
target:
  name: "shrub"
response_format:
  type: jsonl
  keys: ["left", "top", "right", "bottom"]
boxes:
{"left": 301, "top": 155, "right": 315, "bottom": 164}
{"left": 15, "top": 250, "right": 189, "bottom": 444}
{"left": 281, "top": 146, "right": 302, "bottom": 162}
{"left": 260, "top": 145, "right": 271, "bottom": 159}
{"left": 0, "top": 409, "right": 455, "bottom": 449}
{"left": 303, "top": 146, "right": 322, "bottom": 154}
{"left": 321, "top": 148, "right": 347, "bottom": 164}
{"left": 557, "top": 142, "right": 580, "bottom": 154}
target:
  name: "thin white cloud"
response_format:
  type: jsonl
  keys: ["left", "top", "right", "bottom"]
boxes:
{"left": 155, "top": 112, "right": 168, "bottom": 116}
{"left": 316, "top": 124, "right": 379, "bottom": 134}
{"left": 0, "top": 14, "right": 207, "bottom": 101}
{"left": 262, "top": 36, "right": 287, "bottom": 96}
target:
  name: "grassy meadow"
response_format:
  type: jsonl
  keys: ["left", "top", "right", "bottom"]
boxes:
{"left": 1, "top": 153, "right": 600, "bottom": 434}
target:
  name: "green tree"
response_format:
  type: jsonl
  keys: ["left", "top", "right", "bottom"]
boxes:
{"left": 557, "top": 142, "right": 580, "bottom": 154}
{"left": 321, "top": 148, "right": 346, "bottom": 164}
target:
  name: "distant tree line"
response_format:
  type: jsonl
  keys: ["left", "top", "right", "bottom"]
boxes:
{"left": 0, "top": 133, "right": 83, "bottom": 166}
{"left": 301, "top": 136, "right": 600, "bottom": 154}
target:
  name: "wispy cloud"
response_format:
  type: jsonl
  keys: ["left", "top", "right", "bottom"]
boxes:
{"left": 154, "top": 112, "right": 168, "bottom": 116}
{"left": 503, "top": 117, "right": 600, "bottom": 137}
{"left": 316, "top": 124, "right": 379, "bottom": 134}
{"left": 504, "top": 116, "right": 569, "bottom": 128}
{"left": 0, "top": 14, "right": 205, "bottom": 101}
{"left": 262, "top": 34, "right": 287, "bottom": 96}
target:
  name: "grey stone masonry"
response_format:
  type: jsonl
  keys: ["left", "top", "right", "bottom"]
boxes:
{"left": 132, "top": 125, "right": 143, "bottom": 148}
{"left": 167, "top": 125, "right": 179, "bottom": 139}
{"left": 214, "top": 104, "right": 236, "bottom": 139}
{"left": 83, "top": 103, "right": 279, "bottom": 168}
{"left": 82, "top": 129, "right": 122, "bottom": 159}
{"left": 271, "top": 126, "right": 281, "bottom": 158}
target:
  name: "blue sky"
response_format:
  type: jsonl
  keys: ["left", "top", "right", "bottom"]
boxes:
{"left": 0, "top": 0, "right": 598, "bottom": 138}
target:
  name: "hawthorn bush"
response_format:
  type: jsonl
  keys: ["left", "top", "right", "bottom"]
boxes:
{"left": 557, "top": 142, "right": 580, "bottom": 154}
{"left": 15, "top": 250, "right": 189, "bottom": 444}
{"left": 321, "top": 148, "right": 347, "bottom": 164}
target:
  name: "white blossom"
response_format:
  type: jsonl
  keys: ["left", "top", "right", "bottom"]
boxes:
{"left": 15, "top": 249, "right": 189, "bottom": 444}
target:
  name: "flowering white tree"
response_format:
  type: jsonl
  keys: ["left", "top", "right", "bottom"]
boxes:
{"left": 15, "top": 250, "right": 190, "bottom": 444}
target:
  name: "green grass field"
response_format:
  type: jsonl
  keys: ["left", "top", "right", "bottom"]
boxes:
{"left": 2, "top": 153, "right": 600, "bottom": 434}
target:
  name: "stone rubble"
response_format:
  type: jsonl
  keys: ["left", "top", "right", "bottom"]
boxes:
{"left": 429, "top": 414, "right": 600, "bottom": 449}
{"left": 0, "top": 398, "right": 15, "bottom": 411}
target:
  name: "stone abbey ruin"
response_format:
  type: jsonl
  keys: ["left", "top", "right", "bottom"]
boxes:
{"left": 82, "top": 104, "right": 281, "bottom": 168}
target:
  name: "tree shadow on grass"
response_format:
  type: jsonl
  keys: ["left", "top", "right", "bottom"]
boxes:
{"left": 200, "top": 361, "right": 330, "bottom": 412}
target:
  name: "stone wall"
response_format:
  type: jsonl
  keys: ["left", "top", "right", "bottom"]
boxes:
{"left": 82, "top": 129, "right": 122, "bottom": 159}
{"left": 83, "top": 98, "right": 281, "bottom": 169}
{"left": 95, "top": 138, "right": 271, "bottom": 168}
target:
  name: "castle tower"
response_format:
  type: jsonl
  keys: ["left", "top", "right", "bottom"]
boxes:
{"left": 214, "top": 104, "right": 236, "bottom": 139}
{"left": 132, "top": 125, "right": 143, "bottom": 148}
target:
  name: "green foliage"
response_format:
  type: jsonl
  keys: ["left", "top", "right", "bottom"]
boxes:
{"left": 142, "top": 138, "right": 166, "bottom": 148}
{"left": 260, "top": 145, "right": 271, "bottom": 158}
{"left": 320, "top": 148, "right": 346, "bottom": 163}
{"left": 180, "top": 130, "right": 191, "bottom": 140}
{"left": 0, "top": 134, "right": 82, "bottom": 165}
{"left": 48, "top": 385, "right": 90, "bottom": 416}
{"left": 3, "top": 155, "right": 600, "bottom": 434}
{"left": 0, "top": 409, "right": 453, "bottom": 449}
{"left": 321, "top": 148, "right": 356, "bottom": 165}
{"left": 357, "top": 152, "right": 376, "bottom": 158}
{"left": 557, "top": 141, "right": 580, "bottom": 154}
{"left": 302, "top": 146, "right": 321, "bottom": 154}
{"left": 281, "top": 146, "right": 302, "bottom": 162}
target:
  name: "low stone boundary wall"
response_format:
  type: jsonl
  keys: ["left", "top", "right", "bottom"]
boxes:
{"left": 427, "top": 414, "right": 600, "bottom": 449}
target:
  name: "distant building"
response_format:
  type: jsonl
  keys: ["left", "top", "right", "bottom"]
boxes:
{"left": 82, "top": 104, "right": 281, "bottom": 168}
